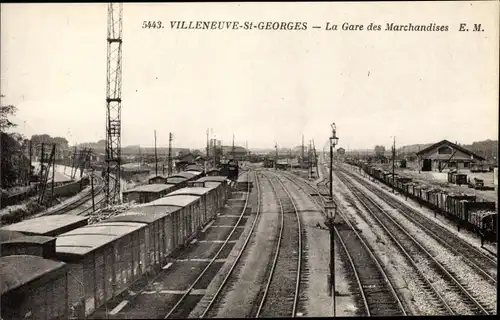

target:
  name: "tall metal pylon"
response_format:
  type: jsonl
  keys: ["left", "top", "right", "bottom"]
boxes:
{"left": 104, "top": 2, "right": 123, "bottom": 206}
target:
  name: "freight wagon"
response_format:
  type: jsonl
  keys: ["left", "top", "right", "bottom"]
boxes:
{"left": 346, "top": 160, "right": 497, "bottom": 240}
{"left": 0, "top": 171, "right": 236, "bottom": 319}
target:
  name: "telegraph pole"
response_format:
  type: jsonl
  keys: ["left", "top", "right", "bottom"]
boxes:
{"left": 50, "top": 145, "right": 56, "bottom": 206}
{"left": 275, "top": 142, "right": 278, "bottom": 170}
{"left": 302, "top": 134, "right": 305, "bottom": 168}
{"left": 154, "top": 130, "right": 158, "bottom": 176}
{"left": 309, "top": 140, "right": 313, "bottom": 178}
{"left": 27, "top": 140, "right": 32, "bottom": 186}
{"left": 232, "top": 133, "right": 235, "bottom": 160}
{"left": 206, "top": 129, "right": 209, "bottom": 166}
{"left": 168, "top": 132, "right": 173, "bottom": 175}
{"left": 392, "top": 136, "right": 396, "bottom": 193}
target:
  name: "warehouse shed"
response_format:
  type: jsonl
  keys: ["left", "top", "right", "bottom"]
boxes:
{"left": 416, "top": 139, "right": 486, "bottom": 171}
{"left": 1, "top": 255, "right": 69, "bottom": 320}
{"left": 0, "top": 214, "right": 89, "bottom": 237}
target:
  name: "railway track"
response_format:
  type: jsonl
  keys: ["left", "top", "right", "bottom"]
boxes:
{"left": 279, "top": 171, "right": 409, "bottom": 317}
{"left": 338, "top": 166, "right": 497, "bottom": 285}
{"left": 32, "top": 175, "right": 104, "bottom": 218}
{"left": 164, "top": 171, "right": 254, "bottom": 319}
{"left": 336, "top": 171, "right": 494, "bottom": 315}
{"left": 251, "top": 171, "right": 303, "bottom": 318}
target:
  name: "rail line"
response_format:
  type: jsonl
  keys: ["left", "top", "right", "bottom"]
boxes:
{"left": 336, "top": 171, "right": 493, "bottom": 315}
{"left": 197, "top": 170, "right": 261, "bottom": 318}
{"left": 279, "top": 171, "right": 408, "bottom": 317}
{"left": 252, "top": 171, "right": 303, "bottom": 318}
{"left": 164, "top": 171, "right": 254, "bottom": 319}
{"left": 339, "top": 165, "right": 497, "bottom": 285}
{"left": 32, "top": 175, "right": 104, "bottom": 218}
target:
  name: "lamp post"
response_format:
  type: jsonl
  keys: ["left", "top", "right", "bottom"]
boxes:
{"left": 325, "top": 200, "right": 337, "bottom": 317}
{"left": 329, "top": 123, "right": 339, "bottom": 200}
{"left": 326, "top": 122, "right": 339, "bottom": 317}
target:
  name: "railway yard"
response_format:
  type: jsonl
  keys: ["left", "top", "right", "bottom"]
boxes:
{"left": 1, "top": 154, "right": 497, "bottom": 319}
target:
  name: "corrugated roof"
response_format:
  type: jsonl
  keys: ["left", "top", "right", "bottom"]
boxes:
{"left": 146, "top": 195, "right": 200, "bottom": 207}
{"left": 1, "top": 215, "right": 88, "bottom": 236}
{"left": 56, "top": 222, "right": 144, "bottom": 256}
{"left": 1, "top": 255, "right": 66, "bottom": 294}
{"left": 167, "top": 187, "right": 214, "bottom": 196}
{"left": 123, "top": 183, "right": 176, "bottom": 194}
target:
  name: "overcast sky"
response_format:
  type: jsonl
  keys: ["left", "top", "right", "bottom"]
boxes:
{"left": 1, "top": 2, "right": 498, "bottom": 151}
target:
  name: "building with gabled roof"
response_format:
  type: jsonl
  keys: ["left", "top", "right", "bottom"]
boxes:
{"left": 416, "top": 139, "right": 486, "bottom": 171}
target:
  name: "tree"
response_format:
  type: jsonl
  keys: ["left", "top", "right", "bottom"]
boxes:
{"left": 0, "top": 94, "right": 18, "bottom": 131}
{"left": 1, "top": 95, "right": 26, "bottom": 188}
{"left": 374, "top": 145, "right": 386, "bottom": 156}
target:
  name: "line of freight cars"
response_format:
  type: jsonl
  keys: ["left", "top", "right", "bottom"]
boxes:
{"left": 346, "top": 160, "right": 497, "bottom": 241}
{"left": 0, "top": 169, "right": 239, "bottom": 320}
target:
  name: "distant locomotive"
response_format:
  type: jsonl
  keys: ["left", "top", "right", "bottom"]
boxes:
{"left": 219, "top": 159, "right": 239, "bottom": 181}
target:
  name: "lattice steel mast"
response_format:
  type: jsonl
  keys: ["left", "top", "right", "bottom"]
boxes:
{"left": 104, "top": 3, "right": 123, "bottom": 206}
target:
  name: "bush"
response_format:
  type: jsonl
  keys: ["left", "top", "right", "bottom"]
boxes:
{"left": 0, "top": 201, "right": 46, "bottom": 225}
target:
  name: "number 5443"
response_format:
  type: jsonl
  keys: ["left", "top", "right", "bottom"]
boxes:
{"left": 142, "top": 21, "right": 163, "bottom": 29}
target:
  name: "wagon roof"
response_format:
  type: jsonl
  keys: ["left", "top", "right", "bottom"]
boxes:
{"left": 56, "top": 222, "right": 145, "bottom": 256}
{"left": 185, "top": 170, "right": 203, "bottom": 176}
{"left": 0, "top": 214, "right": 88, "bottom": 236}
{"left": 169, "top": 172, "right": 197, "bottom": 179}
{"left": 0, "top": 255, "right": 66, "bottom": 294}
{"left": 146, "top": 195, "right": 200, "bottom": 207}
{"left": 185, "top": 165, "right": 204, "bottom": 172}
{"left": 123, "top": 183, "right": 176, "bottom": 193}
{"left": 166, "top": 177, "right": 189, "bottom": 184}
{"left": 196, "top": 176, "right": 228, "bottom": 183}
{"left": 166, "top": 187, "right": 214, "bottom": 196}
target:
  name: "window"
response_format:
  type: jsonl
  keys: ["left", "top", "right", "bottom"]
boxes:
{"left": 464, "top": 162, "right": 470, "bottom": 168}
{"left": 438, "top": 146, "right": 453, "bottom": 154}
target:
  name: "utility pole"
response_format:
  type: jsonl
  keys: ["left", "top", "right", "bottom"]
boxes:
{"left": 246, "top": 140, "right": 248, "bottom": 160}
{"left": 206, "top": 129, "right": 209, "bottom": 168}
{"left": 232, "top": 133, "right": 235, "bottom": 160}
{"left": 418, "top": 145, "right": 421, "bottom": 174}
{"left": 275, "top": 142, "right": 278, "bottom": 170}
{"left": 104, "top": 2, "right": 123, "bottom": 206}
{"left": 40, "top": 143, "right": 45, "bottom": 182}
{"left": 302, "top": 134, "right": 305, "bottom": 168}
{"left": 27, "top": 139, "right": 32, "bottom": 186}
{"left": 91, "top": 168, "right": 95, "bottom": 212}
{"left": 154, "top": 130, "right": 158, "bottom": 176}
{"left": 313, "top": 139, "right": 318, "bottom": 178}
{"left": 309, "top": 140, "right": 313, "bottom": 178}
{"left": 168, "top": 132, "right": 173, "bottom": 175}
{"left": 392, "top": 136, "right": 396, "bottom": 193}
{"left": 50, "top": 145, "right": 56, "bottom": 206}
{"left": 70, "top": 146, "right": 77, "bottom": 180}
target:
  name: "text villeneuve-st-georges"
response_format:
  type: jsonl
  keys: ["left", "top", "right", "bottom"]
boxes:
{"left": 142, "top": 20, "right": 485, "bottom": 32}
